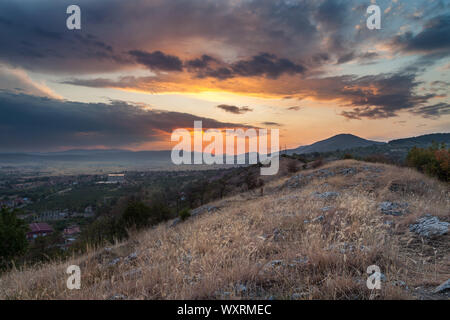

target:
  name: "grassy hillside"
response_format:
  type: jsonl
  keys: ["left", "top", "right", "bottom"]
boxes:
{"left": 0, "top": 160, "right": 448, "bottom": 300}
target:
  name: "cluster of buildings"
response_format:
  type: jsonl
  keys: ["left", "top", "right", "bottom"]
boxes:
{"left": 26, "top": 222, "right": 81, "bottom": 247}
{"left": 97, "top": 173, "right": 126, "bottom": 184}
{"left": 31, "top": 206, "right": 95, "bottom": 222}
{"left": 0, "top": 196, "right": 32, "bottom": 209}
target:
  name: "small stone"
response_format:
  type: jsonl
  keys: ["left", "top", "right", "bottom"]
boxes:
{"left": 169, "top": 218, "right": 180, "bottom": 227}
{"left": 235, "top": 284, "right": 247, "bottom": 295}
{"left": 392, "top": 280, "right": 407, "bottom": 288}
{"left": 291, "top": 292, "right": 308, "bottom": 299}
{"left": 379, "top": 201, "right": 409, "bottom": 216}
{"left": 123, "top": 268, "right": 142, "bottom": 280}
{"left": 311, "top": 215, "right": 324, "bottom": 223}
{"left": 312, "top": 191, "right": 340, "bottom": 200}
{"left": 108, "top": 257, "right": 121, "bottom": 267}
{"left": 125, "top": 252, "right": 138, "bottom": 262}
{"left": 433, "top": 279, "right": 450, "bottom": 294}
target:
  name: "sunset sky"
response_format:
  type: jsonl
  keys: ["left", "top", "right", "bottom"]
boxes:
{"left": 0, "top": 0, "right": 449, "bottom": 152}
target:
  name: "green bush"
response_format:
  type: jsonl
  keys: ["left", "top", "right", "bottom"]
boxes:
{"left": 0, "top": 207, "right": 28, "bottom": 268}
{"left": 179, "top": 208, "right": 191, "bottom": 221}
{"left": 407, "top": 143, "right": 449, "bottom": 182}
{"left": 343, "top": 153, "right": 353, "bottom": 160}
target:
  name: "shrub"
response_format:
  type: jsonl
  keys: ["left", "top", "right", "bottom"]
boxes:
{"left": 179, "top": 208, "right": 191, "bottom": 221}
{"left": 343, "top": 153, "right": 353, "bottom": 160}
{"left": 363, "top": 153, "right": 390, "bottom": 164}
{"left": 311, "top": 158, "right": 324, "bottom": 169}
{"left": 287, "top": 159, "right": 300, "bottom": 173}
{"left": 407, "top": 143, "right": 449, "bottom": 182}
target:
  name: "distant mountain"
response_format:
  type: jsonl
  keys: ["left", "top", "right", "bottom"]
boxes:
{"left": 288, "top": 134, "right": 385, "bottom": 155}
{"left": 388, "top": 133, "right": 450, "bottom": 147}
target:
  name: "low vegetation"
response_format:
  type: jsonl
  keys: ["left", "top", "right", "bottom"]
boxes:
{"left": 1, "top": 160, "right": 448, "bottom": 300}
{"left": 406, "top": 143, "right": 449, "bottom": 182}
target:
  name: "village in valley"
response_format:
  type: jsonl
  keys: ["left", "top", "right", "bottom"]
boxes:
{"left": 0, "top": 172, "right": 127, "bottom": 250}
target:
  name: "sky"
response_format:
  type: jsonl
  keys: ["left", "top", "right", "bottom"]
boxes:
{"left": 0, "top": 0, "right": 449, "bottom": 152}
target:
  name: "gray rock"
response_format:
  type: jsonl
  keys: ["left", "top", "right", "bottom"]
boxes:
{"left": 311, "top": 215, "right": 324, "bottom": 223}
{"left": 235, "top": 284, "right": 247, "bottom": 295}
{"left": 109, "top": 294, "right": 127, "bottom": 300}
{"left": 169, "top": 218, "right": 181, "bottom": 227}
{"left": 392, "top": 280, "right": 407, "bottom": 288}
{"left": 312, "top": 191, "right": 339, "bottom": 200}
{"left": 286, "top": 174, "right": 305, "bottom": 188}
{"left": 263, "top": 260, "right": 284, "bottom": 271}
{"left": 289, "top": 257, "right": 309, "bottom": 267}
{"left": 123, "top": 268, "right": 142, "bottom": 280}
{"left": 379, "top": 201, "right": 409, "bottom": 216}
{"left": 108, "top": 257, "right": 121, "bottom": 267}
{"left": 207, "top": 205, "right": 219, "bottom": 213}
{"left": 433, "top": 279, "right": 450, "bottom": 294}
{"left": 321, "top": 206, "right": 334, "bottom": 212}
{"left": 409, "top": 215, "right": 449, "bottom": 238}
{"left": 125, "top": 252, "right": 138, "bottom": 262}
{"left": 340, "top": 168, "right": 357, "bottom": 175}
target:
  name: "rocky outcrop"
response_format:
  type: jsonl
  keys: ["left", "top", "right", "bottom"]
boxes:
{"left": 409, "top": 215, "right": 449, "bottom": 238}
{"left": 433, "top": 279, "right": 450, "bottom": 294}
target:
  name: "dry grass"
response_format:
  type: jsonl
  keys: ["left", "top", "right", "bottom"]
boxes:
{"left": 1, "top": 160, "right": 449, "bottom": 300}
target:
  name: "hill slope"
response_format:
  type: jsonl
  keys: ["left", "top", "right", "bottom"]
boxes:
{"left": 289, "top": 134, "right": 384, "bottom": 154}
{"left": 1, "top": 160, "right": 448, "bottom": 300}
{"left": 388, "top": 133, "right": 450, "bottom": 147}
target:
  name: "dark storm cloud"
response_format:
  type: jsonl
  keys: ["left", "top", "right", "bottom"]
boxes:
{"left": 0, "top": 0, "right": 330, "bottom": 74}
{"left": 216, "top": 105, "right": 253, "bottom": 114}
{"left": 129, "top": 50, "right": 183, "bottom": 72}
{"left": 391, "top": 14, "right": 450, "bottom": 54}
{"left": 185, "top": 55, "right": 217, "bottom": 70}
{"left": 411, "top": 103, "right": 450, "bottom": 118}
{"left": 301, "top": 72, "right": 439, "bottom": 119}
{"left": 0, "top": 0, "right": 445, "bottom": 75}
{"left": 0, "top": 92, "right": 250, "bottom": 152}
{"left": 230, "top": 53, "right": 306, "bottom": 79}
{"left": 193, "top": 53, "right": 306, "bottom": 79}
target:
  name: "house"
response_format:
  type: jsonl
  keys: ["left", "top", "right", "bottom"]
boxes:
{"left": 107, "top": 173, "right": 125, "bottom": 183}
{"left": 27, "top": 222, "right": 53, "bottom": 240}
{"left": 63, "top": 225, "right": 81, "bottom": 237}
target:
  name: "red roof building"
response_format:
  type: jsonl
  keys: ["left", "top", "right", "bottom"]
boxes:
{"left": 27, "top": 222, "right": 53, "bottom": 240}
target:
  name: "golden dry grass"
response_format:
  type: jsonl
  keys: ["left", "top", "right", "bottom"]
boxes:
{"left": 1, "top": 160, "right": 449, "bottom": 300}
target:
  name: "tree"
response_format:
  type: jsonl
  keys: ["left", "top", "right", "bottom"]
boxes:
{"left": 0, "top": 207, "right": 29, "bottom": 267}
{"left": 121, "top": 201, "right": 152, "bottom": 229}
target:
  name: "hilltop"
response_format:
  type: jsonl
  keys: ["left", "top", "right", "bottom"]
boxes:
{"left": 289, "top": 134, "right": 384, "bottom": 154}
{"left": 1, "top": 160, "right": 448, "bottom": 300}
